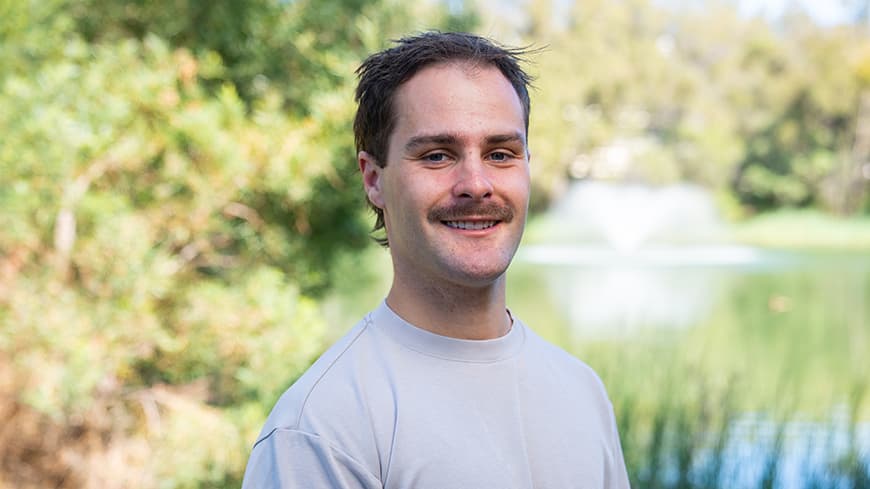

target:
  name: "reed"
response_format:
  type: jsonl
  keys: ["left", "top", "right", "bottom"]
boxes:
{"left": 615, "top": 382, "right": 870, "bottom": 489}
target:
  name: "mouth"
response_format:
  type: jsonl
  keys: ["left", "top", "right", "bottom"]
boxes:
{"left": 442, "top": 220, "right": 499, "bottom": 231}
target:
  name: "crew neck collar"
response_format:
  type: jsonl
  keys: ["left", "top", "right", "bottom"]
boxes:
{"left": 370, "top": 300, "right": 525, "bottom": 363}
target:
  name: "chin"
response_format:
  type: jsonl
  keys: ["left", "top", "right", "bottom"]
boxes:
{"left": 443, "top": 262, "right": 511, "bottom": 288}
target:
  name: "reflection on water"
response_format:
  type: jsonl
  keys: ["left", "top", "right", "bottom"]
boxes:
{"left": 517, "top": 244, "right": 786, "bottom": 335}
{"left": 516, "top": 257, "right": 722, "bottom": 334}
{"left": 720, "top": 411, "right": 870, "bottom": 489}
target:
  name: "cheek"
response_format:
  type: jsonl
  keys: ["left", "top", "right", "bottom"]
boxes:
{"left": 497, "top": 173, "right": 531, "bottom": 204}
{"left": 395, "top": 173, "right": 445, "bottom": 205}
{"left": 383, "top": 181, "right": 428, "bottom": 228}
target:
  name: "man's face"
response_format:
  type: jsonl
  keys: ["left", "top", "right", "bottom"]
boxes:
{"left": 360, "top": 62, "right": 530, "bottom": 289}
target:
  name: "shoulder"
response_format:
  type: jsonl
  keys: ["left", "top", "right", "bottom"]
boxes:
{"left": 516, "top": 320, "right": 623, "bottom": 448}
{"left": 519, "top": 321, "right": 612, "bottom": 401}
{"left": 254, "top": 314, "right": 377, "bottom": 443}
{"left": 250, "top": 310, "right": 399, "bottom": 479}
{"left": 242, "top": 427, "right": 383, "bottom": 488}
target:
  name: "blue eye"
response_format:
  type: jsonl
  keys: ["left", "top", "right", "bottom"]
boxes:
{"left": 490, "top": 152, "right": 509, "bottom": 161}
{"left": 424, "top": 153, "right": 447, "bottom": 162}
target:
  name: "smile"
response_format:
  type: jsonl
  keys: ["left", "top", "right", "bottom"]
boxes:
{"left": 443, "top": 220, "right": 499, "bottom": 230}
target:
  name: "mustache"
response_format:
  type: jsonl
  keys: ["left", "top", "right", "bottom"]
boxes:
{"left": 428, "top": 201, "right": 514, "bottom": 223}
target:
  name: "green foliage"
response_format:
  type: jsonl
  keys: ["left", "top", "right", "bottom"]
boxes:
{"left": 0, "top": 34, "right": 344, "bottom": 486}
{"left": 0, "top": 33, "right": 369, "bottom": 295}
{"left": 64, "top": 0, "right": 376, "bottom": 113}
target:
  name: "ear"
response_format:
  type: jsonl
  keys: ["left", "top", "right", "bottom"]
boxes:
{"left": 359, "top": 151, "right": 386, "bottom": 209}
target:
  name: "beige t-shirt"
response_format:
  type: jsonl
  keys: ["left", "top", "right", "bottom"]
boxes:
{"left": 242, "top": 301, "right": 630, "bottom": 489}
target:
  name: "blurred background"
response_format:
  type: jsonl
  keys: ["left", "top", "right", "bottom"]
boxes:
{"left": 1, "top": 0, "right": 868, "bottom": 487}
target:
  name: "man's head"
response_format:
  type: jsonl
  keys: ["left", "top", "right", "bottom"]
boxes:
{"left": 354, "top": 32, "right": 533, "bottom": 246}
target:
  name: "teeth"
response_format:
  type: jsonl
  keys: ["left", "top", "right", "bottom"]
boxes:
{"left": 444, "top": 221, "right": 497, "bottom": 230}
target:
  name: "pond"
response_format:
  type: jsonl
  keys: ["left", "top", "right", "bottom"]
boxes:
{"left": 508, "top": 246, "right": 870, "bottom": 488}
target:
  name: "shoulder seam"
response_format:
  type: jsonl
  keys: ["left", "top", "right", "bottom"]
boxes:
{"left": 254, "top": 427, "right": 383, "bottom": 485}
{"left": 294, "top": 313, "right": 375, "bottom": 429}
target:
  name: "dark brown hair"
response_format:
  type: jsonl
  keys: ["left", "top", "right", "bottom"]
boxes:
{"left": 354, "top": 31, "right": 534, "bottom": 246}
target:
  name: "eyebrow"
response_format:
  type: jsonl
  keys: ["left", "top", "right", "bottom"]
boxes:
{"left": 485, "top": 132, "right": 526, "bottom": 146}
{"left": 404, "top": 134, "right": 460, "bottom": 152}
{"left": 403, "top": 132, "right": 526, "bottom": 152}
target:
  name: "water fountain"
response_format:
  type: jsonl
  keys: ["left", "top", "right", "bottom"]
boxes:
{"left": 515, "top": 180, "right": 776, "bottom": 336}
{"left": 520, "top": 180, "right": 767, "bottom": 267}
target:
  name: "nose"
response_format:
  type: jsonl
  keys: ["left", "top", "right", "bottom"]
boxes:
{"left": 452, "top": 158, "right": 494, "bottom": 200}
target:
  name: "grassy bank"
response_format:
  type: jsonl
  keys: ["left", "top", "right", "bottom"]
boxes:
{"left": 731, "top": 210, "right": 870, "bottom": 251}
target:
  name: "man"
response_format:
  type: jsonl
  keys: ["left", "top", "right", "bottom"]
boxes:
{"left": 242, "top": 32, "right": 630, "bottom": 489}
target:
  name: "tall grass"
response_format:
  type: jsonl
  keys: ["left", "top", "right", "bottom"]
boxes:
{"left": 616, "top": 382, "right": 870, "bottom": 489}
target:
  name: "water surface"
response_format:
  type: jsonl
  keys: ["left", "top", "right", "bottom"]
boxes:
{"left": 507, "top": 246, "right": 870, "bottom": 487}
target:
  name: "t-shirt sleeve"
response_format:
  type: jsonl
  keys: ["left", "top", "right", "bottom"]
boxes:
{"left": 606, "top": 404, "right": 632, "bottom": 489}
{"left": 241, "top": 428, "right": 382, "bottom": 489}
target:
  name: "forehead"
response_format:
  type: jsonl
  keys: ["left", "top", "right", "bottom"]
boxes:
{"left": 389, "top": 62, "right": 525, "bottom": 142}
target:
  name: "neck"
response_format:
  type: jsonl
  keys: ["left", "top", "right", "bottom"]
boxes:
{"left": 386, "top": 273, "right": 511, "bottom": 340}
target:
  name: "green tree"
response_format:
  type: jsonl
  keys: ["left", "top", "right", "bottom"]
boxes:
{"left": 732, "top": 17, "right": 870, "bottom": 214}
